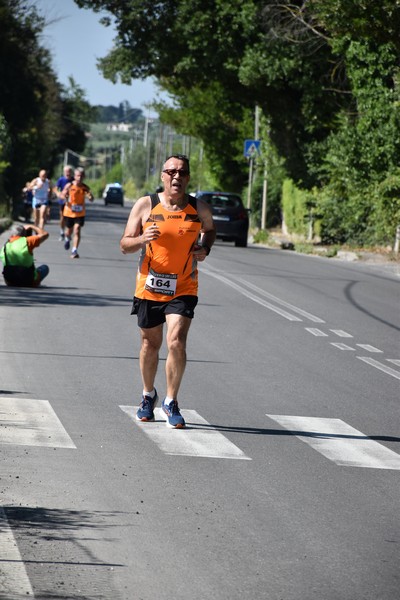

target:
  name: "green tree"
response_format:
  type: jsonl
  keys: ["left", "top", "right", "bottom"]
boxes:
{"left": 75, "top": 0, "right": 261, "bottom": 189}
{"left": 0, "top": 0, "right": 91, "bottom": 215}
{"left": 75, "top": 0, "right": 400, "bottom": 245}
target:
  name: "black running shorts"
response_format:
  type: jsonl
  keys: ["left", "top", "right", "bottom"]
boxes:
{"left": 64, "top": 216, "right": 85, "bottom": 228}
{"left": 131, "top": 295, "right": 198, "bottom": 329}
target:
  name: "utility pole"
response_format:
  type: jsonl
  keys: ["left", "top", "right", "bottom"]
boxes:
{"left": 261, "top": 160, "right": 268, "bottom": 230}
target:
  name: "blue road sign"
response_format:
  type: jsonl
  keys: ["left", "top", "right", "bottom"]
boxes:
{"left": 244, "top": 139, "right": 261, "bottom": 158}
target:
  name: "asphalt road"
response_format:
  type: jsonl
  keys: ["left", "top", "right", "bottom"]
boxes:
{"left": 0, "top": 201, "right": 399, "bottom": 600}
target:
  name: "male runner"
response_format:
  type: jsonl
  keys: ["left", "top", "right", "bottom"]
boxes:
{"left": 120, "top": 154, "right": 216, "bottom": 428}
{"left": 53, "top": 165, "right": 73, "bottom": 241}
{"left": 30, "top": 169, "right": 52, "bottom": 229}
{"left": 61, "top": 167, "right": 94, "bottom": 259}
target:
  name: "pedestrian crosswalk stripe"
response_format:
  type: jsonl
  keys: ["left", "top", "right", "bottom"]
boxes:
{"left": 267, "top": 415, "right": 400, "bottom": 469}
{"left": 120, "top": 406, "right": 251, "bottom": 460}
{"left": 0, "top": 507, "right": 34, "bottom": 597}
{"left": 0, "top": 397, "right": 76, "bottom": 448}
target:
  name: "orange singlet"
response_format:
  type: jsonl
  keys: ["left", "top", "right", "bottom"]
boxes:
{"left": 135, "top": 195, "right": 202, "bottom": 302}
{"left": 63, "top": 183, "right": 91, "bottom": 218}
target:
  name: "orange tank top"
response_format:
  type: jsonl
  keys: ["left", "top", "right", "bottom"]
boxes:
{"left": 63, "top": 183, "right": 90, "bottom": 218}
{"left": 135, "top": 194, "right": 202, "bottom": 301}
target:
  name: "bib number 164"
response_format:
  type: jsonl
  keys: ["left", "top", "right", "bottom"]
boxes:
{"left": 145, "top": 270, "right": 177, "bottom": 296}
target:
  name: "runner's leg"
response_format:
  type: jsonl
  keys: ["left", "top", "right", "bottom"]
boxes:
{"left": 73, "top": 222, "right": 81, "bottom": 250}
{"left": 38, "top": 205, "right": 46, "bottom": 229}
{"left": 165, "top": 313, "right": 192, "bottom": 400}
{"left": 139, "top": 325, "right": 163, "bottom": 393}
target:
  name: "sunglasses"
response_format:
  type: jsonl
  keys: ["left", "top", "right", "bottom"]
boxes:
{"left": 162, "top": 169, "right": 190, "bottom": 177}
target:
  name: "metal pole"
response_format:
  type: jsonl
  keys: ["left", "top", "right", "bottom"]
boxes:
{"left": 394, "top": 225, "right": 400, "bottom": 253}
{"left": 255, "top": 104, "right": 260, "bottom": 139}
{"left": 261, "top": 161, "right": 268, "bottom": 229}
{"left": 143, "top": 117, "right": 148, "bottom": 147}
{"left": 247, "top": 157, "right": 253, "bottom": 210}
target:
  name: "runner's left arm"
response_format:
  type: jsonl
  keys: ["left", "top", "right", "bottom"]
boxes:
{"left": 193, "top": 199, "right": 216, "bottom": 261}
{"left": 85, "top": 185, "right": 94, "bottom": 202}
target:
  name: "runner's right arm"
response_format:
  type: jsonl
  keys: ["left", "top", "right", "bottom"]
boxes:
{"left": 120, "top": 196, "right": 160, "bottom": 254}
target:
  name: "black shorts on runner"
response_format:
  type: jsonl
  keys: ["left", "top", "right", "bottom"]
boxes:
{"left": 64, "top": 216, "right": 85, "bottom": 228}
{"left": 131, "top": 295, "right": 198, "bottom": 329}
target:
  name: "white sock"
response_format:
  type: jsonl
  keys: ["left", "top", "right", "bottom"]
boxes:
{"left": 72, "top": 247, "right": 77, "bottom": 253}
{"left": 143, "top": 389, "right": 156, "bottom": 398}
{"left": 164, "top": 396, "right": 174, "bottom": 406}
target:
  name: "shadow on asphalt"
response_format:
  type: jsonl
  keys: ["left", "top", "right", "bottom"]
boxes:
{"left": 0, "top": 285, "right": 130, "bottom": 307}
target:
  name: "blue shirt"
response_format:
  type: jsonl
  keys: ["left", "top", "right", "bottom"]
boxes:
{"left": 56, "top": 176, "right": 73, "bottom": 204}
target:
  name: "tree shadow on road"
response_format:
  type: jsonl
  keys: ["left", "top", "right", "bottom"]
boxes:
{"left": 0, "top": 285, "right": 131, "bottom": 308}
{"left": 1, "top": 505, "right": 129, "bottom": 600}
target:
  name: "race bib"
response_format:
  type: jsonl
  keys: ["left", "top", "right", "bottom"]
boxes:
{"left": 145, "top": 269, "right": 177, "bottom": 296}
{"left": 71, "top": 204, "right": 83, "bottom": 213}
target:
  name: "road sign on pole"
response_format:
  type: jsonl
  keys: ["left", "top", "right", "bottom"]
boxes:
{"left": 244, "top": 139, "right": 261, "bottom": 158}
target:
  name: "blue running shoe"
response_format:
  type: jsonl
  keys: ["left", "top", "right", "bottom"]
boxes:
{"left": 161, "top": 399, "right": 185, "bottom": 429}
{"left": 136, "top": 390, "right": 158, "bottom": 421}
{"left": 64, "top": 238, "right": 70, "bottom": 251}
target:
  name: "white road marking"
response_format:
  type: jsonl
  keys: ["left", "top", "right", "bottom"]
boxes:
{"left": 202, "top": 265, "right": 324, "bottom": 322}
{"left": 120, "top": 406, "right": 251, "bottom": 460}
{"left": 0, "top": 507, "right": 34, "bottom": 597}
{"left": 356, "top": 344, "right": 383, "bottom": 353}
{"left": 357, "top": 357, "right": 400, "bottom": 380}
{"left": 387, "top": 359, "right": 400, "bottom": 366}
{"left": 0, "top": 397, "right": 76, "bottom": 448}
{"left": 231, "top": 276, "right": 325, "bottom": 322}
{"left": 267, "top": 415, "right": 400, "bottom": 469}
{"left": 330, "top": 329, "right": 353, "bottom": 338}
{"left": 305, "top": 328, "right": 328, "bottom": 336}
{"left": 330, "top": 343, "right": 355, "bottom": 350}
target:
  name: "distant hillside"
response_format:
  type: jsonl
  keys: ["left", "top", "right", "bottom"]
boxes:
{"left": 86, "top": 122, "right": 139, "bottom": 151}
{"left": 92, "top": 100, "right": 143, "bottom": 124}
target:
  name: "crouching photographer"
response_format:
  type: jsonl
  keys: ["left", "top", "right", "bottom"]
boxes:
{"left": 0, "top": 224, "right": 49, "bottom": 287}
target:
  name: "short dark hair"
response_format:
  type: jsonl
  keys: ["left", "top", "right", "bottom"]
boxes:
{"left": 165, "top": 154, "right": 190, "bottom": 173}
{"left": 12, "top": 224, "right": 28, "bottom": 237}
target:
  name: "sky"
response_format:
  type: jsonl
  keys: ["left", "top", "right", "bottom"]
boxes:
{"left": 31, "top": 0, "right": 169, "bottom": 111}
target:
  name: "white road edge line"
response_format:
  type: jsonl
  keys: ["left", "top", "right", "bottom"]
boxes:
{"left": 356, "top": 344, "right": 383, "bottom": 353}
{"left": 330, "top": 343, "right": 355, "bottom": 351}
{"left": 357, "top": 357, "right": 400, "bottom": 380}
{"left": 305, "top": 328, "right": 328, "bottom": 336}
{"left": 202, "top": 268, "right": 302, "bottom": 321}
{"left": 0, "top": 507, "right": 35, "bottom": 597}
{"left": 387, "top": 359, "right": 400, "bottom": 366}
{"left": 203, "top": 264, "right": 325, "bottom": 323}
{"left": 330, "top": 329, "right": 353, "bottom": 338}
{"left": 267, "top": 415, "right": 400, "bottom": 469}
{"left": 232, "top": 275, "right": 325, "bottom": 323}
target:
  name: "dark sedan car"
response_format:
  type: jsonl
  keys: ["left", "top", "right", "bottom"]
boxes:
{"left": 103, "top": 183, "right": 124, "bottom": 206}
{"left": 194, "top": 191, "right": 249, "bottom": 247}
